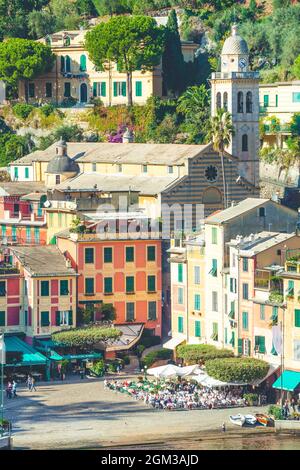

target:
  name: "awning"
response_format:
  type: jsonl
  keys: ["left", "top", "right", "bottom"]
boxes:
{"left": 272, "top": 370, "right": 300, "bottom": 391}
{"left": 105, "top": 323, "right": 144, "bottom": 352}
{"left": 62, "top": 353, "right": 102, "bottom": 361}
{"left": 4, "top": 336, "right": 47, "bottom": 366}
{"left": 162, "top": 334, "right": 185, "bottom": 350}
{"left": 49, "top": 350, "right": 63, "bottom": 361}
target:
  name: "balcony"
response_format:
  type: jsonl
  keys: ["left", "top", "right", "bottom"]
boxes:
{"left": 263, "top": 124, "right": 291, "bottom": 134}
{"left": 211, "top": 71, "right": 259, "bottom": 80}
{"left": 0, "top": 265, "right": 19, "bottom": 275}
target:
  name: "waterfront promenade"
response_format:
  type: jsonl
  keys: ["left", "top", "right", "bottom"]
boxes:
{"left": 4, "top": 376, "right": 272, "bottom": 450}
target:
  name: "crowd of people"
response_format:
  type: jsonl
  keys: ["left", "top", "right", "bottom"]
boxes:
{"left": 104, "top": 379, "right": 248, "bottom": 410}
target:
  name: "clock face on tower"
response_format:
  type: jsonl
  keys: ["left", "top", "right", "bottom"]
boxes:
{"left": 205, "top": 165, "right": 218, "bottom": 183}
{"left": 239, "top": 58, "right": 247, "bottom": 69}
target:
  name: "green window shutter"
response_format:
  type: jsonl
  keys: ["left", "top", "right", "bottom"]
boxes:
{"left": 126, "top": 276, "right": 134, "bottom": 293}
{"left": 195, "top": 320, "right": 201, "bottom": 337}
{"left": 41, "top": 281, "right": 49, "bottom": 297}
{"left": 113, "top": 82, "right": 117, "bottom": 97}
{"left": 93, "top": 82, "right": 97, "bottom": 97}
{"left": 126, "top": 303, "right": 135, "bottom": 321}
{"left": 257, "top": 336, "right": 265, "bottom": 353}
{"left": 85, "top": 278, "right": 94, "bottom": 294}
{"left": 230, "top": 331, "right": 235, "bottom": 347}
{"left": 61, "top": 56, "right": 65, "bottom": 72}
{"left": 104, "top": 247, "right": 112, "bottom": 263}
{"left": 260, "top": 304, "right": 265, "bottom": 320}
{"left": 148, "top": 301, "right": 157, "bottom": 320}
{"left": 148, "top": 275, "right": 156, "bottom": 292}
{"left": 287, "top": 280, "right": 294, "bottom": 296}
{"left": 56, "top": 311, "right": 60, "bottom": 326}
{"left": 85, "top": 248, "right": 94, "bottom": 264}
{"left": 243, "top": 258, "right": 248, "bottom": 271}
{"left": 1, "top": 225, "right": 6, "bottom": 237}
{"left": 60, "top": 280, "right": 69, "bottom": 295}
{"left": 295, "top": 309, "right": 300, "bottom": 327}
{"left": 26, "top": 227, "right": 31, "bottom": 241}
{"left": 68, "top": 310, "right": 73, "bottom": 325}
{"left": 263, "top": 95, "right": 269, "bottom": 107}
{"left": 194, "top": 294, "right": 201, "bottom": 310}
{"left": 147, "top": 246, "right": 156, "bottom": 261}
{"left": 238, "top": 338, "right": 243, "bottom": 354}
{"left": 104, "top": 277, "right": 113, "bottom": 294}
{"left": 34, "top": 227, "right": 40, "bottom": 243}
{"left": 243, "top": 283, "right": 249, "bottom": 299}
{"left": 242, "top": 311, "right": 248, "bottom": 330}
{"left": 126, "top": 246, "right": 134, "bottom": 262}
{"left": 0, "top": 311, "right": 5, "bottom": 326}
{"left": 212, "top": 322, "right": 218, "bottom": 341}
{"left": 80, "top": 54, "right": 87, "bottom": 72}
{"left": 212, "top": 227, "right": 217, "bottom": 244}
{"left": 25, "top": 167, "right": 29, "bottom": 178}
{"left": 275, "top": 94, "right": 278, "bottom": 107}
{"left": 178, "top": 263, "right": 183, "bottom": 282}
{"left": 178, "top": 316, "right": 184, "bottom": 333}
{"left": 12, "top": 226, "right": 16, "bottom": 241}
{"left": 101, "top": 82, "right": 106, "bottom": 97}
{"left": 64, "top": 82, "right": 71, "bottom": 97}
{"left": 66, "top": 55, "right": 71, "bottom": 72}
{"left": 122, "top": 82, "right": 126, "bottom": 97}
{"left": 135, "top": 81, "right": 142, "bottom": 97}
{"left": 224, "top": 328, "right": 228, "bottom": 344}
{"left": 210, "top": 259, "right": 217, "bottom": 276}
{"left": 0, "top": 281, "right": 6, "bottom": 296}
{"left": 178, "top": 287, "right": 183, "bottom": 304}
{"left": 41, "top": 311, "right": 49, "bottom": 327}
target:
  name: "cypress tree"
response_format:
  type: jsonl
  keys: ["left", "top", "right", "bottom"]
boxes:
{"left": 162, "top": 9, "right": 186, "bottom": 97}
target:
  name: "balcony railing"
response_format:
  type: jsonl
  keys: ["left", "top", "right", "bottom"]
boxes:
{"left": 211, "top": 71, "right": 259, "bottom": 79}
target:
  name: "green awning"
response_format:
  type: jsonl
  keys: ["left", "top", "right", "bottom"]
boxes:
{"left": 49, "top": 236, "right": 57, "bottom": 245}
{"left": 228, "top": 310, "right": 235, "bottom": 319}
{"left": 49, "top": 350, "right": 63, "bottom": 361}
{"left": 272, "top": 370, "right": 300, "bottom": 391}
{"left": 62, "top": 353, "right": 102, "bottom": 361}
{"left": 4, "top": 336, "right": 47, "bottom": 366}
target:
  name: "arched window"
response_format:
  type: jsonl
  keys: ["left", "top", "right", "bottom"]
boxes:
{"left": 60, "top": 56, "right": 65, "bottom": 73}
{"left": 246, "top": 91, "right": 253, "bottom": 113}
{"left": 80, "top": 54, "right": 87, "bottom": 72}
{"left": 242, "top": 134, "right": 248, "bottom": 152}
{"left": 216, "top": 92, "right": 221, "bottom": 109}
{"left": 223, "top": 92, "right": 228, "bottom": 111}
{"left": 63, "top": 35, "right": 71, "bottom": 46}
{"left": 237, "top": 91, "right": 244, "bottom": 113}
{"left": 66, "top": 55, "right": 71, "bottom": 73}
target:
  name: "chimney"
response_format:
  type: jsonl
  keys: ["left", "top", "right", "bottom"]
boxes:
{"left": 65, "top": 258, "right": 72, "bottom": 268}
{"left": 122, "top": 128, "right": 134, "bottom": 144}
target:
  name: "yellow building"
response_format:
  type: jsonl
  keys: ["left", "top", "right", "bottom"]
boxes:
{"left": 18, "top": 29, "right": 197, "bottom": 106}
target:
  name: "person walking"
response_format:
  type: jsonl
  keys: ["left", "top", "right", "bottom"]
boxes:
{"left": 291, "top": 397, "right": 296, "bottom": 413}
{"left": 283, "top": 399, "right": 290, "bottom": 419}
{"left": 27, "top": 375, "right": 32, "bottom": 391}
{"left": 6, "top": 382, "right": 12, "bottom": 399}
{"left": 31, "top": 377, "right": 37, "bottom": 392}
{"left": 12, "top": 380, "right": 17, "bottom": 398}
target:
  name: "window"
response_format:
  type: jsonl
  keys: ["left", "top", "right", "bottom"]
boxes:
{"left": 65, "top": 55, "right": 71, "bottom": 72}
{"left": 34, "top": 227, "right": 40, "bottom": 244}
{"left": 126, "top": 246, "right": 134, "bottom": 262}
{"left": 104, "top": 247, "right": 112, "bottom": 263}
{"left": 223, "top": 92, "right": 228, "bottom": 111}
{"left": 60, "top": 280, "right": 69, "bottom": 295}
{"left": 224, "top": 327, "right": 228, "bottom": 344}
{"left": 212, "top": 291, "right": 218, "bottom": 312}
{"left": 85, "top": 278, "right": 94, "bottom": 295}
{"left": 260, "top": 304, "right": 265, "bottom": 320}
{"left": 242, "top": 257, "right": 248, "bottom": 272}
{"left": 135, "top": 81, "right": 142, "bottom": 97}
{"left": 178, "top": 316, "right": 184, "bottom": 333}
{"left": 292, "top": 92, "right": 300, "bottom": 103}
{"left": 126, "top": 276, "right": 135, "bottom": 293}
{"left": 263, "top": 95, "right": 269, "bottom": 107}
{"left": 210, "top": 259, "right": 217, "bottom": 277}
{"left": 246, "top": 91, "right": 252, "bottom": 113}
{"left": 92, "top": 163, "right": 96, "bottom": 172}
{"left": 294, "top": 340, "right": 300, "bottom": 361}
{"left": 194, "top": 294, "right": 201, "bottom": 311}
{"left": 26, "top": 227, "right": 31, "bottom": 242}
{"left": 255, "top": 335, "right": 265, "bottom": 353}
{"left": 126, "top": 302, "right": 135, "bottom": 321}
{"left": 25, "top": 167, "right": 29, "bottom": 179}
{"left": 148, "top": 301, "right": 157, "bottom": 320}
{"left": 14, "top": 167, "right": 18, "bottom": 179}
{"left": 212, "top": 322, "right": 218, "bottom": 341}
{"left": 41, "top": 311, "right": 50, "bottom": 327}
{"left": 259, "top": 207, "right": 266, "bottom": 217}
{"left": 80, "top": 54, "right": 87, "bottom": 72}
{"left": 275, "top": 94, "right": 278, "bottom": 107}
{"left": 0, "top": 311, "right": 5, "bottom": 326}
{"left": 194, "top": 266, "right": 200, "bottom": 284}
{"left": 85, "top": 248, "right": 94, "bottom": 264}
{"left": 55, "top": 175, "right": 61, "bottom": 185}
{"left": 147, "top": 246, "right": 156, "bottom": 261}
{"left": 148, "top": 275, "right": 156, "bottom": 292}
{"left": 24, "top": 310, "right": 28, "bottom": 326}
{"left": 212, "top": 227, "right": 217, "bottom": 244}
{"left": 178, "top": 263, "right": 183, "bottom": 282}
{"left": 46, "top": 82, "right": 52, "bottom": 98}
{"left": 142, "top": 164, "right": 147, "bottom": 173}
{"left": 117, "top": 164, "right": 122, "bottom": 173}
{"left": 271, "top": 306, "right": 278, "bottom": 324}
{"left": 237, "top": 91, "right": 244, "bottom": 113}
{"left": 242, "top": 283, "right": 249, "bottom": 300}
{"left": 178, "top": 287, "right": 184, "bottom": 305}
{"left": 28, "top": 83, "right": 35, "bottom": 98}
{"left": 56, "top": 310, "right": 72, "bottom": 326}
{"left": 242, "top": 134, "right": 248, "bottom": 151}
{"left": 64, "top": 82, "right": 71, "bottom": 97}
{"left": 243, "top": 338, "right": 251, "bottom": 356}
{"left": 242, "top": 311, "right": 249, "bottom": 330}
{"left": 168, "top": 166, "right": 173, "bottom": 174}
{"left": 287, "top": 280, "right": 294, "bottom": 297}
{"left": 93, "top": 82, "right": 106, "bottom": 97}
{"left": 104, "top": 277, "right": 113, "bottom": 294}
{"left": 295, "top": 309, "right": 300, "bottom": 327}
{"left": 1, "top": 225, "right": 6, "bottom": 238}
{"left": 216, "top": 92, "right": 221, "bottom": 109}
{"left": 229, "top": 301, "right": 235, "bottom": 319}
{"left": 41, "top": 280, "right": 49, "bottom": 297}
{"left": 195, "top": 320, "right": 201, "bottom": 338}
{"left": 12, "top": 226, "right": 17, "bottom": 242}
{"left": 113, "top": 81, "right": 126, "bottom": 97}
{"left": 61, "top": 56, "right": 65, "bottom": 72}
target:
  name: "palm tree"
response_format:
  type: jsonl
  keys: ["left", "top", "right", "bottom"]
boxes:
{"left": 208, "top": 108, "right": 235, "bottom": 209}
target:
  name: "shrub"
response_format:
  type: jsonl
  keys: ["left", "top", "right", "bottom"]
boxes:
{"left": 268, "top": 405, "right": 283, "bottom": 420}
{"left": 205, "top": 358, "right": 269, "bottom": 383}
{"left": 176, "top": 344, "right": 234, "bottom": 364}
{"left": 12, "top": 103, "right": 34, "bottom": 119}
{"left": 141, "top": 349, "right": 173, "bottom": 368}
{"left": 90, "top": 359, "right": 105, "bottom": 377}
{"left": 40, "top": 103, "right": 56, "bottom": 117}
{"left": 244, "top": 393, "right": 259, "bottom": 406}
{"left": 136, "top": 344, "right": 145, "bottom": 357}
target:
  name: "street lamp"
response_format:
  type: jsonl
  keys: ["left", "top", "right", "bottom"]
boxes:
{"left": 143, "top": 366, "right": 148, "bottom": 380}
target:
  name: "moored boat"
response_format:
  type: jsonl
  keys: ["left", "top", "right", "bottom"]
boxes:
{"left": 229, "top": 414, "right": 246, "bottom": 426}
{"left": 255, "top": 413, "right": 274, "bottom": 427}
{"left": 244, "top": 414, "right": 257, "bottom": 426}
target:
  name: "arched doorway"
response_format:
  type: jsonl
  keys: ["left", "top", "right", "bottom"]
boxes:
{"left": 80, "top": 83, "right": 88, "bottom": 103}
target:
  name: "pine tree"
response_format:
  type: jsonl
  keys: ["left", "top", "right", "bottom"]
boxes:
{"left": 162, "top": 9, "right": 186, "bottom": 97}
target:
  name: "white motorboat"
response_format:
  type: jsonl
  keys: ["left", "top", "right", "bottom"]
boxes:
{"left": 229, "top": 414, "right": 246, "bottom": 427}
{"left": 244, "top": 414, "right": 257, "bottom": 426}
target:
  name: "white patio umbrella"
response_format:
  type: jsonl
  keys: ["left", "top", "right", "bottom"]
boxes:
{"left": 147, "top": 364, "right": 180, "bottom": 378}
{"left": 177, "top": 365, "right": 203, "bottom": 377}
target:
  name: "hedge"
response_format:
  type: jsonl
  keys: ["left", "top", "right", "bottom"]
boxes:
{"left": 12, "top": 103, "right": 34, "bottom": 119}
{"left": 141, "top": 349, "right": 173, "bottom": 368}
{"left": 52, "top": 326, "right": 121, "bottom": 347}
{"left": 176, "top": 344, "right": 234, "bottom": 364}
{"left": 205, "top": 357, "right": 269, "bottom": 383}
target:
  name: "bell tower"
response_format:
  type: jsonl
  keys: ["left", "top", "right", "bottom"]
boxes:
{"left": 210, "top": 24, "right": 260, "bottom": 186}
